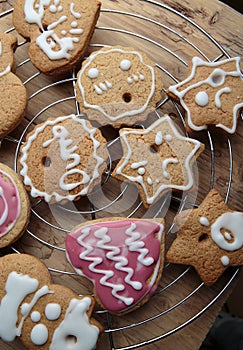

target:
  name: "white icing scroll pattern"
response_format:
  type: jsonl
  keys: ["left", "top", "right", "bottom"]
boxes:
{"left": 24, "top": 0, "right": 83, "bottom": 60}
{"left": 20, "top": 114, "right": 105, "bottom": 202}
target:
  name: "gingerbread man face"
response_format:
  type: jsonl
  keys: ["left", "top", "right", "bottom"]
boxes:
{"left": 13, "top": 0, "right": 101, "bottom": 74}
{"left": 0, "top": 254, "right": 102, "bottom": 350}
{"left": 0, "top": 33, "right": 27, "bottom": 138}
{"left": 76, "top": 46, "right": 163, "bottom": 127}
{"left": 168, "top": 57, "right": 243, "bottom": 133}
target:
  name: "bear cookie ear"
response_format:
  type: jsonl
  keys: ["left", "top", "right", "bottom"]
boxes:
{"left": 12, "top": 0, "right": 101, "bottom": 75}
{"left": 0, "top": 253, "right": 103, "bottom": 350}
{"left": 0, "top": 32, "right": 27, "bottom": 138}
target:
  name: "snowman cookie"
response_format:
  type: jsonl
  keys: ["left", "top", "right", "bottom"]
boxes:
{"left": 0, "top": 253, "right": 102, "bottom": 350}
{"left": 76, "top": 46, "right": 163, "bottom": 127}
{"left": 0, "top": 32, "right": 27, "bottom": 138}
{"left": 19, "top": 114, "right": 109, "bottom": 203}
{"left": 66, "top": 217, "right": 165, "bottom": 315}
{"left": 13, "top": 0, "right": 101, "bottom": 75}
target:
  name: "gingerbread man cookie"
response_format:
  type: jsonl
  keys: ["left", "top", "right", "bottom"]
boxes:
{"left": 13, "top": 0, "right": 101, "bottom": 75}
{"left": 166, "top": 189, "right": 243, "bottom": 285}
{"left": 0, "top": 163, "right": 30, "bottom": 249}
{"left": 0, "top": 32, "right": 27, "bottom": 138}
{"left": 66, "top": 217, "right": 165, "bottom": 315}
{"left": 112, "top": 116, "right": 204, "bottom": 207}
{"left": 76, "top": 45, "right": 163, "bottom": 127}
{"left": 167, "top": 56, "right": 243, "bottom": 133}
{"left": 0, "top": 253, "right": 102, "bottom": 350}
{"left": 19, "top": 114, "right": 109, "bottom": 203}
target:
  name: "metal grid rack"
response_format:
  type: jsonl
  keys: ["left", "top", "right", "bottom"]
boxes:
{"left": 0, "top": 1, "right": 240, "bottom": 349}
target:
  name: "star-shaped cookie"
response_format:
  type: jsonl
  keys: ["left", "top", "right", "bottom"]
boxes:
{"left": 166, "top": 189, "right": 243, "bottom": 285}
{"left": 112, "top": 115, "right": 204, "bottom": 207}
{"left": 167, "top": 57, "right": 243, "bottom": 134}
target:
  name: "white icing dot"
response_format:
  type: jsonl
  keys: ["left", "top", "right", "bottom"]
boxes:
{"left": 165, "top": 134, "right": 172, "bottom": 142}
{"left": 199, "top": 217, "right": 210, "bottom": 227}
{"left": 195, "top": 91, "right": 209, "bottom": 107}
{"left": 71, "top": 21, "right": 78, "bottom": 28}
{"left": 61, "top": 30, "right": 67, "bottom": 36}
{"left": 138, "top": 167, "right": 145, "bottom": 175}
{"left": 88, "top": 68, "right": 99, "bottom": 79}
{"left": 49, "top": 5, "right": 57, "bottom": 12}
{"left": 31, "top": 311, "right": 41, "bottom": 323}
{"left": 58, "top": 5, "right": 63, "bottom": 11}
{"left": 127, "top": 77, "right": 133, "bottom": 84}
{"left": 30, "top": 324, "right": 49, "bottom": 346}
{"left": 21, "top": 303, "right": 31, "bottom": 316}
{"left": 221, "top": 255, "right": 230, "bottom": 266}
{"left": 120, "top": 59, "right": 131, "bottom": 71}
{"left": 147, "top": 177, "right": 153, "bottom": 185}
{"left": 45, "top": 303, "right": 61, "bottom": 321}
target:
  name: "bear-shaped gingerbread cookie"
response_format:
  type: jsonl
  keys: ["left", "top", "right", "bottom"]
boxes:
{"left": 0, "top": 253, "right": 102, "bottom": 350}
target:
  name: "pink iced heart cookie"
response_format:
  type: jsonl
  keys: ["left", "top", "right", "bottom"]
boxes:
{"left": 66, "top": 217, "right": 165, "bottom": 314}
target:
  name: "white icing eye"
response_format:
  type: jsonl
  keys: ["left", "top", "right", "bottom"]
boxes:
{"left": 45, "top": 303, "right": 61, "bottom": 321}
{"left": 88, "top": 68, "right": 99, "bottom": 79}
{"left": 195, "top": 91, "right": 209, "bottom": 107}
{"left": 31, "top": 311, "right": 41, "bottom": 323}
{"left": 120, "top": 59, "right": 132, "bottom": 71}
{"left": 209, "top": 68, "right": 225, "bottom": 87}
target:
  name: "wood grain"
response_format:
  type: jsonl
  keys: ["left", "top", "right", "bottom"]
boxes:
{"left": 0, "top": 1, "right": 242, "bottom": 350}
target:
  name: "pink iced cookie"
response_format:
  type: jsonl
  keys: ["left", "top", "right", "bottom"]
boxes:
{"left": 0, "top": 163, "right": 30, "bottom": 248}
{"left": 66, "top": 217, "right": 165, "bottom": 314}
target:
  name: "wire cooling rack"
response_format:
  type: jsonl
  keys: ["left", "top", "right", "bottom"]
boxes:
{"left": 0, "top": 1, "right": 241, "bottom": 349}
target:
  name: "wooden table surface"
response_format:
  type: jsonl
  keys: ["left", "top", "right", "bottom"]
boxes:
{"left": 0, "top": 1, "right": 242, "bottom": 350}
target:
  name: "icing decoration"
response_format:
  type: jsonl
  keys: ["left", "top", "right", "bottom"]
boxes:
{"left": 0, "top": 170, "right": 21, "bottom": 238}
{"left": 115, "top": 116, "right": 202, "bottom": 205}
{"left": 50, "top": 298, "right": 100, "bottom": 350}
{"left": 31, "top": 311, "right": 41, "bottom": 323}
{"left": 168, "top": 57, "right": 243, "bottom": 133}
{"left": 77, "top": 48, "right": 156, "bottom": 121}
{"left": 211, "top": 212, "right": 243, "bottom": 251}
{"left": 0, "top": 271, "right": 100, "bottom": 349}
{"left": 66, "top": 219, "right": 164, "bottom": 313}
{"left": 20, "top": 115, "right": 106, "bottom": 202}
{"left": 221, "top": 255, "right": 230, "bottom": 266}
{"left": 45, "top": 303, "right": 61, "bottom": 320}
{"left": 120, "top": 59, "right": 131, "bottom": 71}
{"left": 0, "top": 272, "right": 52, "bottom": 342}
{"left": 195, "top": 91, "right": 209, "bottom": 107}
{"left": 31, "top": 324, "right": 49, "bottom": 345}
{"left": 199, "top": 217, "right": 210, "bottom": 227}
{"left": 24, "top": 0, "right": 84, "bottom": 60}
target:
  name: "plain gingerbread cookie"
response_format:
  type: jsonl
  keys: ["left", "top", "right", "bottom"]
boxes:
{"left": 0, "top": 32, "right": 27, "bottom": 138}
